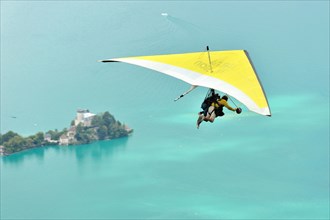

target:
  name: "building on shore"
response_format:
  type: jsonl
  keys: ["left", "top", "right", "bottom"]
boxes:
{"left": 124, "top": 124, "right": 133, "bottom": 133}
{"left": 74, "top": 109, "right": 96, "bottom": 127}
{"left": 44, "top": 133, "right": 59, "bottom": 144}
{"left": 60, "top": 109, "right": 96, "bottom": 146}
{"left": 0, "top": 145, "right": 4, "bottom": 156}
{"left": 59, "top": 126, "right": 77, "bottom": 146}
{"left": 59, "top": 134, "right": 70, "bottom": 146}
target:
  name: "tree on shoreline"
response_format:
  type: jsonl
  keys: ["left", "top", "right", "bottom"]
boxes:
{"left": 0, "top": 131, "right": 56, "bottom": 155}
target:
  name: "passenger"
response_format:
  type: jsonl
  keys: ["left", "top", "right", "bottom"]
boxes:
{"left": 197, "top": 95, "right": 241, "bottom": 128}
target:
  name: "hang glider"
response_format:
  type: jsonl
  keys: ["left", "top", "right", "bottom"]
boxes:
{"left": 100, "top": 49, "right": 271, "bottom": 116}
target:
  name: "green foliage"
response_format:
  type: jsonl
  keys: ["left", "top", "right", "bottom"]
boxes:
{"left": 97, "top": 125, "right": 108, "bottom": 140}
{"left": 1, "top": 131, "right": 19, "bottom": 144}
{"left": 29, "top": 132, "right": 44, "bottom": 146}
{"left": 75, "top": 123, "right": 97, "bottom": 144}
{"left": 102, "top": 111, "right": 115, "bottom": 127}
{"left": 79, "top": 111, "right": 129, "bottom": 143}
{"left": 91, "top": 115, "right": 103, "bottom": 127}
{"left": 3, "top": 135, "right": 27, "bottom": 154}
{"left": 1, "top": 131, "right": 44, "bottom": 155}
{"left": 46, "top": 129, "right": 67, "bottom": 140}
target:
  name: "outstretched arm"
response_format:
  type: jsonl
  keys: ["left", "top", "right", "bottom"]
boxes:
{"left": 219, "top": 100, "right": 236, "bottom": 111}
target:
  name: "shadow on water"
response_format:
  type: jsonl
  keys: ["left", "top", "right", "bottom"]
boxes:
{"left": 1, "top": 138, "right": 130, "bottom": 167}
{"left": 1, "top": 146, "right": 47, "bottom": 167}
{"left": 69, "top": 137, "right": 130, "bottom": 164}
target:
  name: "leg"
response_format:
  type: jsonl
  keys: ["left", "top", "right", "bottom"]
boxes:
{"left": 204, "top": 106, "right": 216, "bottom": 123}
{"left": 208, "top": 111, "right": 216, "bottom": 123}
{"left": 196, "top": 112, "right": 204, "bottom": 129}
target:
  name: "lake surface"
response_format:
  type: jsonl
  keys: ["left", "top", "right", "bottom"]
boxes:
{"left": 1, "top": 1, "right": 329, "bottom": 219}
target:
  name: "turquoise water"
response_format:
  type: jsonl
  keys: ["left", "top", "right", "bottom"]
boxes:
{"left": 1, "top": 1, "right": 329, "bottom": 219}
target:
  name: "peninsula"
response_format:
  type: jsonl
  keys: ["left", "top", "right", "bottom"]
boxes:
{"left": 0, "top": 109, "right": 133, "bottom": 156}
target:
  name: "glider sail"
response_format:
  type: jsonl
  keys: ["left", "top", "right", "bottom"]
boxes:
{"left": 100, "top": 50, "right": 271, "bottom": 116}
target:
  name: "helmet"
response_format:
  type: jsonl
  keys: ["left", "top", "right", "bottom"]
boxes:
{"left": 222, "top": 95, "right": 228, "bottom": 101}
{"left": 236, "top": 107, "right": 242, "bottom": 114}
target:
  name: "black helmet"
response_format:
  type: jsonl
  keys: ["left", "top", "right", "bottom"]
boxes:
{"left": 222, "top": 95, "right": 228, "bottom": 101}
{"left": 236, "top": 107, "right": 242, "bottom": 114}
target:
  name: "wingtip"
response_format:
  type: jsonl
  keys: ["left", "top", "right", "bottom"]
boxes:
{"left": 98, "top": 60, "right": 114, "bottom": 63}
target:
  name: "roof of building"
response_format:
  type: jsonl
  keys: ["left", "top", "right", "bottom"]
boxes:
{"left": 77, "top": 109, "right": 90, "bottom": 113}
{"left": 83, "top": 113, "right": 96, "bottom": 119}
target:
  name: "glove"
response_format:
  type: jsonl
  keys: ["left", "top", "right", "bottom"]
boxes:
{"left": 236, "top": 107, "right": 242, "bottom": 114}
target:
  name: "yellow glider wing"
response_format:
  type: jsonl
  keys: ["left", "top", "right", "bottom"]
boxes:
{"left": 101, "top": 50, "right": 271, "bottom": 116}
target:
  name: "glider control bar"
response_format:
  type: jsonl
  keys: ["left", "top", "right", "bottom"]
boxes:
{"left": 174, "top": 85, "right": 198, "bottom": 101}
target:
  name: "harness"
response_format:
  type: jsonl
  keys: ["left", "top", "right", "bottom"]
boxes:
{"left": 201, "top": 89, "right": 215, "bottom": 114}
{"left": 201, "top": 89, "right": 224, "bottom": 117}
{"left": 213, "top": 103, "right": 225, "bottom": 117}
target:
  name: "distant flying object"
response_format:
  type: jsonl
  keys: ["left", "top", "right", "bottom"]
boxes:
{"left": 99, "top": 47, "right": 271, "bottom": 117}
